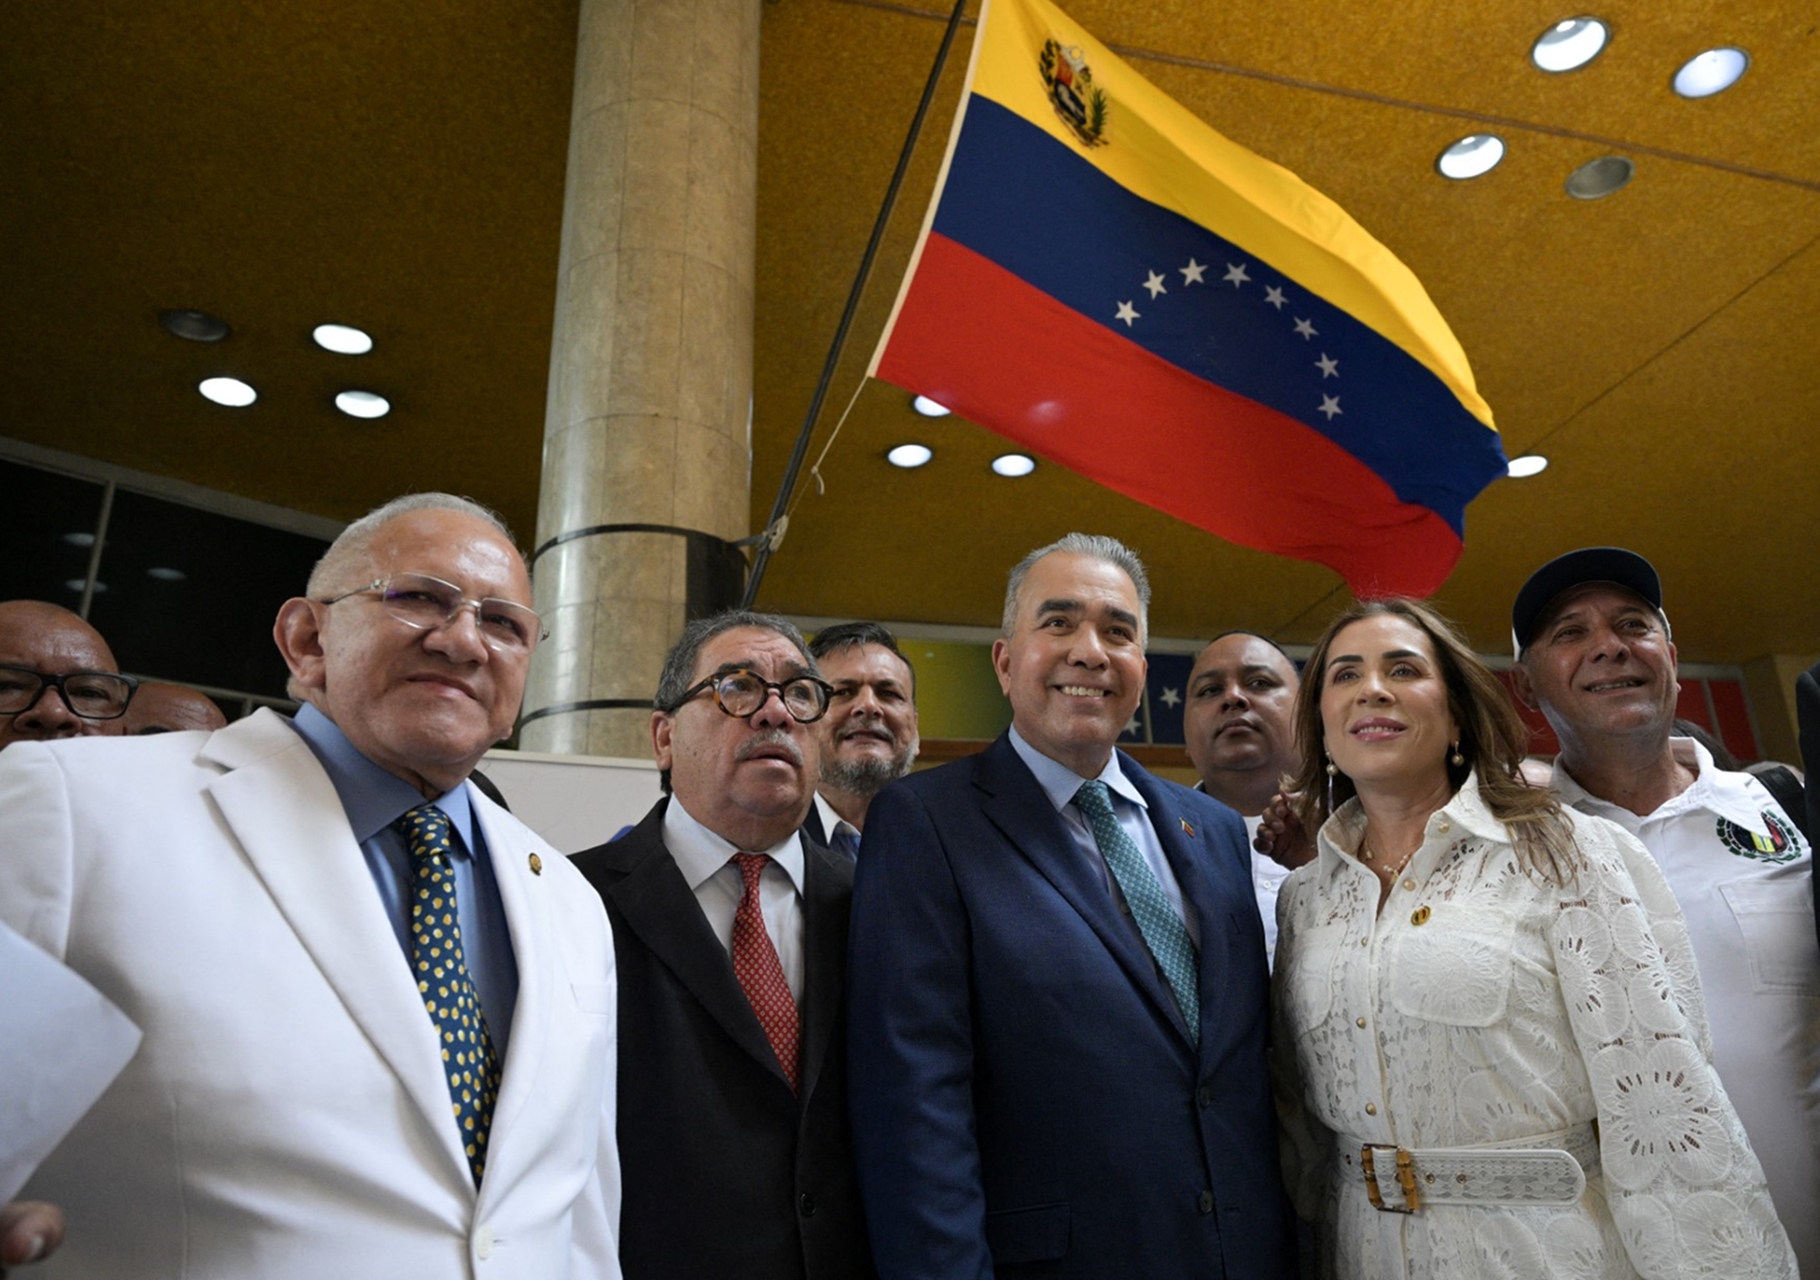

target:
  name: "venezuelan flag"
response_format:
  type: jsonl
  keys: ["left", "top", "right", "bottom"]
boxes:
{"left": 869, "top": 0, "right": 1508, "bottom": 597}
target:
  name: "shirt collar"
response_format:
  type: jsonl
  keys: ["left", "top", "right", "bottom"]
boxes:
{"left": 1008, "top": 726, "right": 1148, "bottom": 814}
{"left": 1553, "top": 736, "right": 1773, "bottom": 834}
{"left": 289, "top": 702, "right": 477, "bottom": 852}
{"left": 663, "top": 793, "right": 806, "bottom": 894}
{"left": 1318, "top": 772, "right": 1504, "bottom": 863}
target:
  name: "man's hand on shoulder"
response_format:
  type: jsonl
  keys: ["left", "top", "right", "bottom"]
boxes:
{"left": 0, "top": 1201, "right": 64, "bottom": 1274}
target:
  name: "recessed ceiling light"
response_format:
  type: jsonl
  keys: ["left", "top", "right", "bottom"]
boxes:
{"left": 1565, "top": 155, "right": 1633, "bottom": 199}
{"left": 991, "top": 454, "right": 1036, "bottom": 477}
{"left": 912, "top": 395, "right": 952, "bottom": 417}
{"left": 146, "top": 567, "right": 188, "bottom": 582}
{"left": 886, "top": 443, "right": 933, "bottom": 468}
{"left": 158, "top": 309, "right": 231, "bottom": 342}
{"left": 199, "top": 376, "right": 257, "bottom": 407}
{"left": 1436, "top": 135, "right": 1506, "bottom": 180}
{"left": 335, "top": 390, "right": 391, "bottom": 419}
{"left": 1506, "top": 454, "right": 1549, "bottom": 478}
{"left": 1531, "top": 18, "right": 1609, "bottom": 72}
{"left": 1673, "top": 47, "right": 1749, "bottom": 98}
{"left": 65, "top": 579, "right": 107, "bottom": 594}
{"left": 62, "top": 532, "right": 96, "bottom": 548}
{"left": 313, "top": 323, "right": 374, "bottom": 355}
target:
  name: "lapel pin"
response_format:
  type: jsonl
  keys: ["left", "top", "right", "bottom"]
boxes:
{"left": 1179, "top": 817, "right": 1195, "bottom": 837}
{"left": 528, "top": 852, "right": 544, "bottom": 876}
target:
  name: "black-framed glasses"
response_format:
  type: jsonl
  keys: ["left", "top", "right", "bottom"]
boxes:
{"left": 666, "top": 668, "right": 834, "bottom": 723}
{"left": 318, "top": 572, "right": 547, "bottom": 654}
{"left": 0, "top": 664, "right": 139, "bottom": 720}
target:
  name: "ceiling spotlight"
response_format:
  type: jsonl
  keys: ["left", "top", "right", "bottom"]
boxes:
{"left": 1506, "top": 454, "right": 1549, "bottom": 478}
{"left": 1436, "top": 135, "right": 1506, "bottom": 180}
{"left": 158, "top": 309, "right": 231, "bottom": 342}
{"left": 199, "top": 376, "right": 257, "bottom": 407}
{"left": 1565, "top": 155, "right": 1633, "bottom": 199}
{"left": 313, "top": 323, "right": 374, "bottom": 355}
{"left": 1673, "top": 47, "right": 1749, "bottom": 98}
{"left": 65, "top": 579, "right": 107, "bottom": 594}
{"left": 62, "top": 532, "right": 96, "bottom": 548}
{"left": 335, "top": 390, "right": 391, "bottom": 419}
{"left": 991, "top": 454, "right": 1036, "bottom": 477}
{"left": 146, "top": 567, "right": 188, "bottom": 582}
{"left": 1531, "top": 17, "right": 1609, "bottom": 72}
{"left": 912, "top": 395, "right": 952, "bottom": 417}
{"left": 886, "top": 443, "right": 934, "bottom": 468}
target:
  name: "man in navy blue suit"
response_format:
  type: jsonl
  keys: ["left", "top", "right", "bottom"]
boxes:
{"left": 847, "top": 533, "right": 1296, "bottom": 1278}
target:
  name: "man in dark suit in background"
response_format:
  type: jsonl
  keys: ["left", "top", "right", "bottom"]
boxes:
{"left": 847, "top": 533, "right": 1296, "bottom": 1279}
{"left": 803, "top": 621, "right": 919, "bottom": 857}
{"left": 570, "top": 611, "right": 872, "bottom": 1280}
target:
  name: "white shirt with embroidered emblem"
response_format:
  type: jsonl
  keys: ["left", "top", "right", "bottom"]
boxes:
{"left": 1271, "top": 773, "right": 1795, "bottom": 1279}
{"left": 1552, "top": 737, "right": 1819, "bottom": 1276}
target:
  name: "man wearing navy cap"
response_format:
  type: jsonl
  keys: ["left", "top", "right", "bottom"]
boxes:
{"left": 1510, "top": 547, "right": 1819, "bottom": 1275}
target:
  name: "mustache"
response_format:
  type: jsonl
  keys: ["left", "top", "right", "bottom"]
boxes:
{"left": 736, "top": 728, "right": 804, "bottom": 767}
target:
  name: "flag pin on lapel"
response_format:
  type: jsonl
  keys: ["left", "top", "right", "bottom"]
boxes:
{"left": 1179, "top": 817, "right": 1195, "bottom": 837}
{"left": 529, "top": 852, "right": 544, "bottom": 876}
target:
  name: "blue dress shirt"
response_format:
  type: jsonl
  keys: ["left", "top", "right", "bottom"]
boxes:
{"left": 289, "top": 703, "right": 519, "bottom": 1059}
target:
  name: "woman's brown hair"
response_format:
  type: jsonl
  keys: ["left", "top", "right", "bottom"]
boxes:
{"left": 1287, "top": 597, "right": 1577, "bottom": 884}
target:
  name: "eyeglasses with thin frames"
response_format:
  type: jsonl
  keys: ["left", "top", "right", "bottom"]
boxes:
{"left": 665, "top": 668, "right": 834, "bottom": 723}
{"left": 317, "top": 572, "right": 548, "bottom": 654}
{"left": 0, "top": 664, "right": 139, "bottom": 720}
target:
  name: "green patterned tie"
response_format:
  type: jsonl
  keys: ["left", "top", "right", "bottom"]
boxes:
{"left": 1073, "top": 780, "right": 1200, "bottom": 1034}
{"left": 398, "top": 803, "right": 501, "bottom": 1186}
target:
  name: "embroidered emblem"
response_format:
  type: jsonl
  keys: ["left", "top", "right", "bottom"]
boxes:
{"left": 1039, "top": 38, "right": 1109, "bottom": 147}
{"left": 1715, "top": 810, "right": 1802, "bottom": 864}
{"left": 1179, "top": 817, "right": 1195, "bottom": 837}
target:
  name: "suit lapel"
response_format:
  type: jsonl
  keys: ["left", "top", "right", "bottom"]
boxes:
{"left": 797, "top": 839, "right": 850, "bottom": 1105}
{"left": 473, "top": 792, "right": 549, "bottom": 1173}
{"left": 606, "top": 807, "right": 792, "bottom": 1088}
{"left": 976, "top": 736, "right": 1189, "bottom": 1041}
{"left": 202, "top": 712, "right": 468, "bottom": 1178}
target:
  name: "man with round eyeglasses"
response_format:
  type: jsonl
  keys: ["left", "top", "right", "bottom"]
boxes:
{"left": 570, "top": 610, "right": 874, "bottom": 1280}
{"left": 0, "top": 601, "right": 133, "bottom": 751}
{"left": 0, "top": 493, "right": 623, "bottom": 1279}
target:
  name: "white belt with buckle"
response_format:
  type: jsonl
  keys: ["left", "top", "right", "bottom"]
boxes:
{"left": 1336, "top": 1122, "right": 1599, "bottom": 1212}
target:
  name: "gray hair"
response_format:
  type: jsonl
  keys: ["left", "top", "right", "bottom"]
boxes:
{"left": 1001, "top": 533, "right": 1151, "bottom": 639}
{"left": 653, "top": 610, "right": 815, "bottom": 711}
{"left": 306, "top": 493, "right": 522, "bottom": 598}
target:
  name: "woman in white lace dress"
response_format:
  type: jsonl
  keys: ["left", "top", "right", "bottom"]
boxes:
{"left": 1271, "top": 599, "right": 1795, "bottom": 1279}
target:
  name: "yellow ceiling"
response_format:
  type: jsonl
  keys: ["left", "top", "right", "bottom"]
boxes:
{"left": 5, "top": 0, "right": 1817, "bottom": 662}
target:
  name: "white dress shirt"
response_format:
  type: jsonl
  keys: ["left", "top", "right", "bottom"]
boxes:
{"left": 663, "top": 795, "right": 807, "bottom": 1002}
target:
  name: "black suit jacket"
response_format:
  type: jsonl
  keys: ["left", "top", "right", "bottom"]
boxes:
{"left": 1797, "top": 661, "right": 1820, "bottom": 946}
{"left": 570, "top": 799, "right": 873, "bottom": 1280}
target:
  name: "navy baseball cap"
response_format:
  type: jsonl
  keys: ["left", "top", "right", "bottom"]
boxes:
{"left": 1511, "top": 548, "right": 1664, "bottom": 657}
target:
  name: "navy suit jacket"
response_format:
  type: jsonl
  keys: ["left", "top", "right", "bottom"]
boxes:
{"left": 847, "top": 734, "right": 1296, "bottom": 1279}
{"left": 571, "top": 800, "right": 873, "bottom": 1280}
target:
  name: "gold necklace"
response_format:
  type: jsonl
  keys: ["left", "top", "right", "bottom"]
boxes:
{"left": 1359, "top": 834, "right": 1416, "bottom": 877}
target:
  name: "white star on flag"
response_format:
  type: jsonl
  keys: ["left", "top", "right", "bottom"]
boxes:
{"left": 1293, "top": 317, "right": 1318, "bottom": 340}
{"left": 1123, "top": 714, "right": 1142, "bottom": 736}
{"left": 1318, "top": 394, "right": 1342, "bottom": 420}
{"left": 1143, "top": 270, "right": 1168, "bottom": 299}
{"left": 1223, "top": 262, "right": 1250, "bottom": 287}
{"left": 1180, "top": 258, "right": 1207, "bottom": 285}
{"left": 1263, "top": 286, "right": 1287, "bottom": 310}
{"left": 1160, "top": 686, "right": 1181, "bottom": 708}
{"left": 1316, "top": 353, "right": 1339, "bottom": 378}
{"left": 1115, "top": 300, "right": 1140, "bottom": 326}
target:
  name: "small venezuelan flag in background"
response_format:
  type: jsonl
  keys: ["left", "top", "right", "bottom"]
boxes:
{"left": 869, "top": 0, "right": 1508, "bottom": 598}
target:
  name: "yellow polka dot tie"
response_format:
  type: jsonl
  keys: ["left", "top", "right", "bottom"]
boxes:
{"left": 399, "top": 803, "right": 501, "bottom": 1186}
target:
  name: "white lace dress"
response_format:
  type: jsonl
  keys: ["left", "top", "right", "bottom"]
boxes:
{"left": 1271, "top": 776, "right": 1797, "bottom": 1279}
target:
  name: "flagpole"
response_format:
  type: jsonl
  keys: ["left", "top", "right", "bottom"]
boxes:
{"left": 739, "top": 0, "right": 973, "bottom": 609}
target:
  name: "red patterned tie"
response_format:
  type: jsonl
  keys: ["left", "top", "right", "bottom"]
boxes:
{"left": 731, "top": 852, "right": 799, "bottom": 1092}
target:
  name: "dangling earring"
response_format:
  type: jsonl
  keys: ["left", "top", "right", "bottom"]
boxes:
{"left": 1450, "top": 742, "right": 1465, "bottom": 767}
{"left": 1325, "top": 754, "right": 1338, "bottom": 777}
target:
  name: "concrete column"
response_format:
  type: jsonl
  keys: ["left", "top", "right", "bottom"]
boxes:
{"left": 522, "top": 0, "right": 759, "bottom": 758}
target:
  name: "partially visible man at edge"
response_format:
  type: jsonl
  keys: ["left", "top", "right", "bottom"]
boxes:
{"left": 123, "top": 681, "right": 228, "bottom": 735}
{"left": 1182, "top": 630, "right": 1308, "bottom": 965}
{"left": 804, "top": 621, "right": 919, "bottom": 857}
{"left": 0, "top": 601, "right": 133, "bottom": 751}
{"left": 1510, "top": 545, "right": 1819, "bottom": 1277}
{"left": 0, "top": 493, "right": 621, "bottom": 1278}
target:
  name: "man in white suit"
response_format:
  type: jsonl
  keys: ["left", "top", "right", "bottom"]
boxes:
{"left": 0, "top": 494, "right": 621, "bottom": 1279}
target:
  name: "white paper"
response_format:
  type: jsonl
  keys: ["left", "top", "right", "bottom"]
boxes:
{"left": 0, "top": 922, "right": 142, "bottom": 1203}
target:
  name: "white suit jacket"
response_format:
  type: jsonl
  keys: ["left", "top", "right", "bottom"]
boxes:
{"left": 0, "top": 709, "right": 621, "bottom": 1279}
